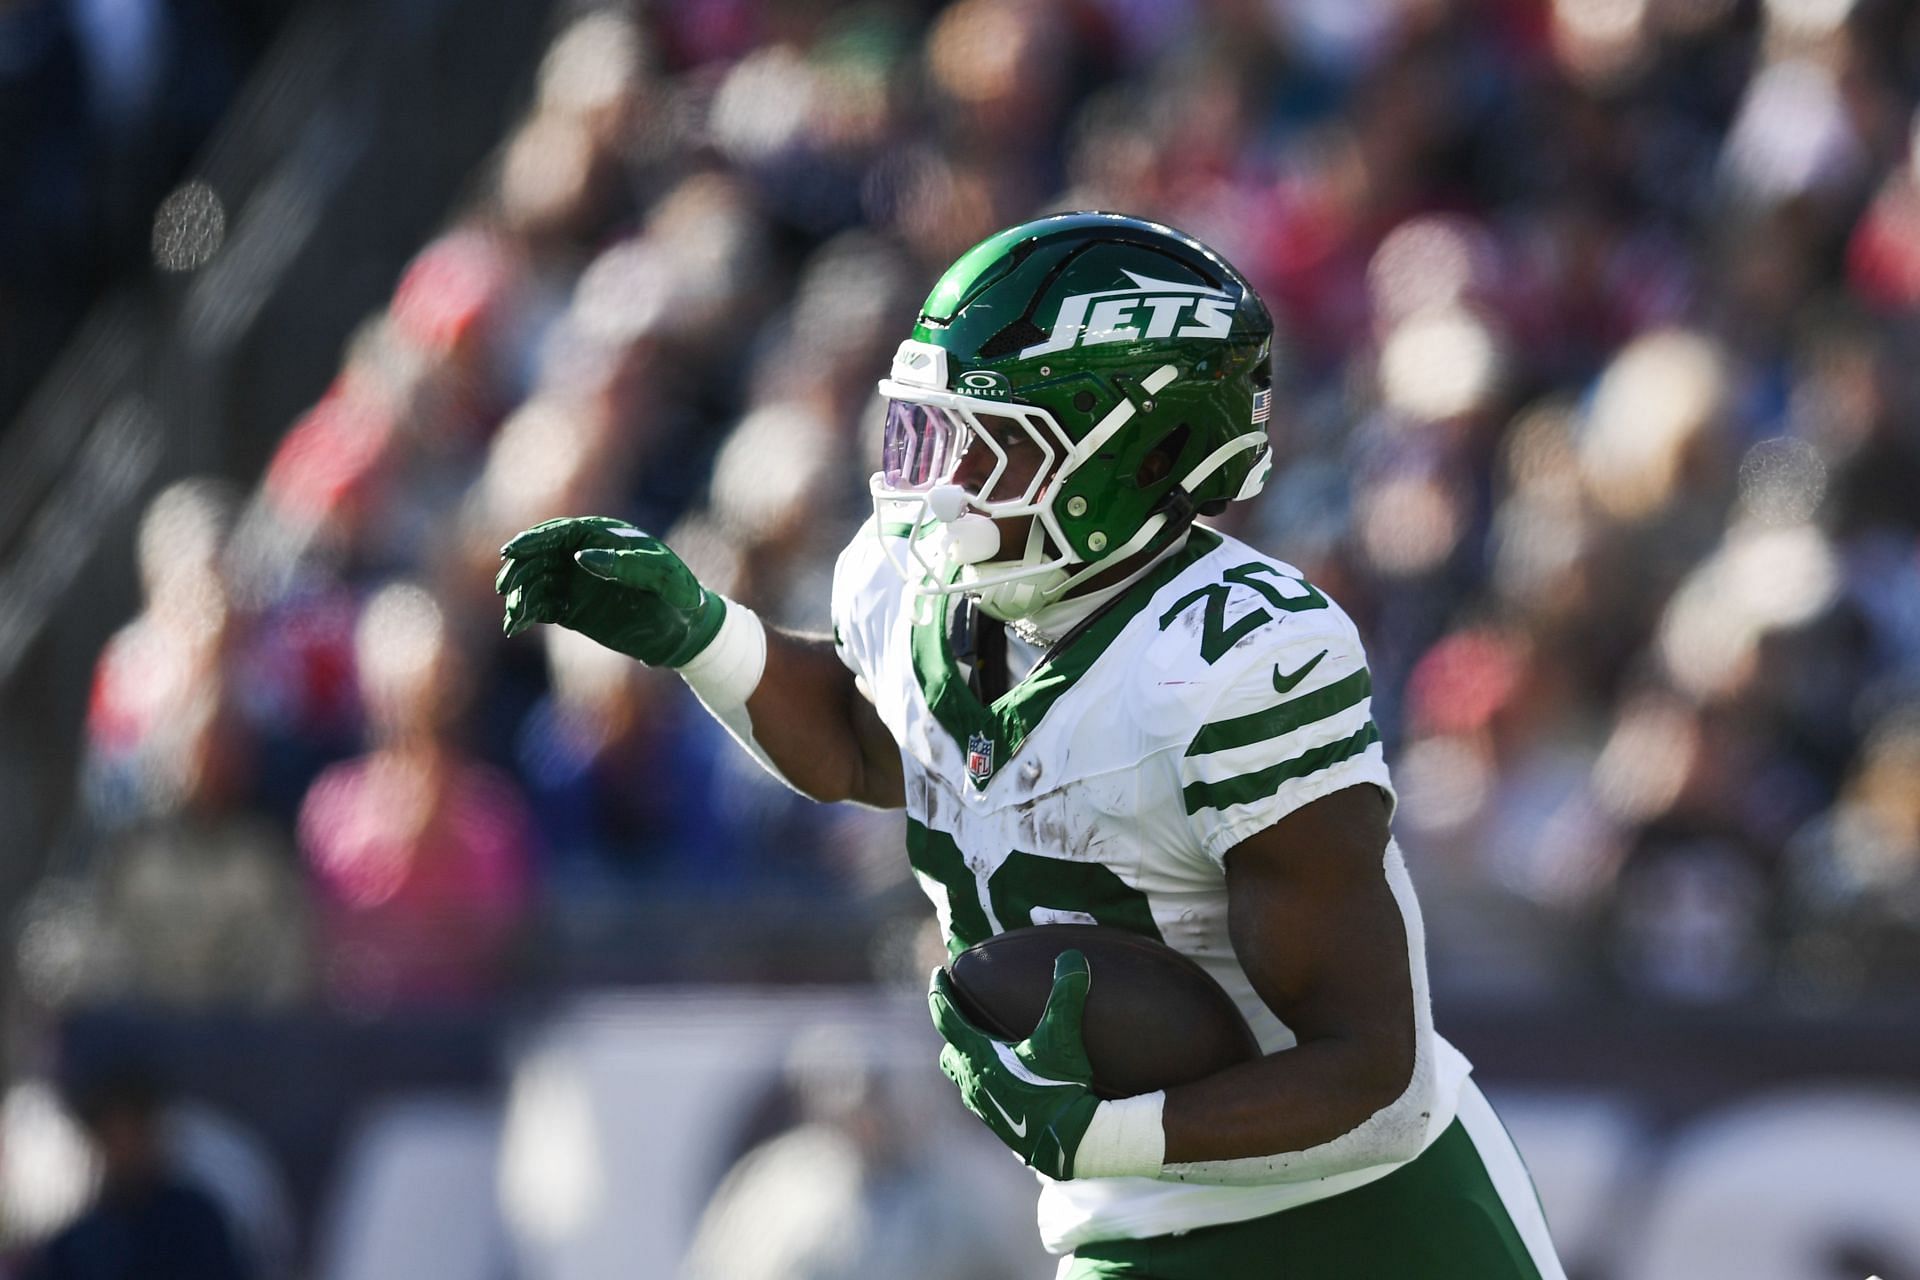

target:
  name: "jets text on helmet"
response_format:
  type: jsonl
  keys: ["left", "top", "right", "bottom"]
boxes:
{"left": 1020, "top": 272, "right": 1237, "bottom": 359}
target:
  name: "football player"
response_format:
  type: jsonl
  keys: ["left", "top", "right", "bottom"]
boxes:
{"left": 496, "top": 213, "right": 1567, "bottom": 1278}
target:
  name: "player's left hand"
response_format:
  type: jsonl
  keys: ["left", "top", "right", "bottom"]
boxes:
{"left": 929, "top": 950, "right": 1102, "bottom": 1180}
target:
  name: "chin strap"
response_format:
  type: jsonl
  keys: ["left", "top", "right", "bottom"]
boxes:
{"left": 1156, "top": 483, "right": 1199, "bottom": 531}
{"left": 1033, "top": 481, "right": 1195, "bottom": 614}
{"left": 1032, "top": 422, "right": 1254, "bottom": 611}
{"left": 1011, "top": 526, "right": 1195, "bottom": 648}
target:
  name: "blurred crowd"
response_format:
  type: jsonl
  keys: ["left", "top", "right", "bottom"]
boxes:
{"left": 16, "top": 0, "right": 1920, "bottom": 1022}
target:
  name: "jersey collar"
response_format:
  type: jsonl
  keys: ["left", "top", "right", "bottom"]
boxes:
{"left": 911, "top": 527, "right": 1222, "bottom": 788}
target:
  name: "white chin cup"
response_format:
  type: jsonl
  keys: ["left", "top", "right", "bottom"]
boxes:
{"left": 970, "top": 573, "right": 1064, "bottom": 622}
{"left": 934, "top": 513, "right": 1001, "bottom": 565}
{"left": 962, "top": 520, "right": 1068, "bottom": 621}
{"left": 926, "top": 486, "right": 999, "bottom": 564}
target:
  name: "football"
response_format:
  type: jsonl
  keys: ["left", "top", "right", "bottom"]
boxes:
{"left": 946, "top": 924, "right": 1261, "bottom": 1099}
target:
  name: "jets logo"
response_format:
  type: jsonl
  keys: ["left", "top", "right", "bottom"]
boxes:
{"left": 1021, "top": 271, "right": 1237, "bottom": 359}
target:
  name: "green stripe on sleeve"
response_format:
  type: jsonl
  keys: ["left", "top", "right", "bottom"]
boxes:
{"left": 1186, "top": 668, "right": 1373, "bottom": 757}
{"left": 1182, "top": 722, "right": 1382, "bottom": 815}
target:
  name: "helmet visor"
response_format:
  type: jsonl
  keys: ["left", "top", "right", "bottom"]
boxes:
{"left": 881, "top": 400, "right": 960, "bottom": 492}
{"left": 875, "top": 379, "right": 1072, "bottom": 514}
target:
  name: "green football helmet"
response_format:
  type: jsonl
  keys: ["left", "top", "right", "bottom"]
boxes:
{"left": 870, "top": 212, "right": 1274, "bottom": 620}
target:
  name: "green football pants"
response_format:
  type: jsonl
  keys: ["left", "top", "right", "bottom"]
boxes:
{"left": 1058, "top": 1081, "right": 1565, "bottom": 1279}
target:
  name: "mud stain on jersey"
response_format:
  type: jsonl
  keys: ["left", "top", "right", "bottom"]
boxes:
{"left": 1171, "top": 901, "right": 1238, "bottom": 959}
{"left": 1171, "top": 907, "right": 1212, "bottom": 953}
{"left": 1012, "top": 795, "right": 1075, "bottom": 856}
{"left": 1074, "top": 827, "right": 1109, "bottom": 867}
{"left": 1005, "top": 791, "right": 1105, "bottom": 862}
{"left": 1013, "top": 802, "right": 1039, "bottom": 852}
{"left": 1036, "top": 809, "right": 1077, "bottom": 858}
{"left": 907, "top": 770, "right": 957, "bottom": 830}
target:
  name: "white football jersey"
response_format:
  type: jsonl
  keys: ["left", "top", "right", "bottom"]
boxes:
{"left": 831, "top": 518, "right": 1474, "bottom": 1252}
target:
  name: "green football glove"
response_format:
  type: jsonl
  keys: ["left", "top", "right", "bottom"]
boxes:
{"left": 929, "top": 950, "right": 1101, "bottom": 1180}
{"left": 495, "top": 516, "right": 724, "bottom": 667}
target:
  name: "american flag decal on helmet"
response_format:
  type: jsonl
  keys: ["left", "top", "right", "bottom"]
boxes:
{"left": 1252, "top": 387, "right": 1271, "bottom": 425}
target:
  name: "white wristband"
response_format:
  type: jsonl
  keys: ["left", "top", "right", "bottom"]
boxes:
{"left": 1072, "top": 1091, "right": 1166, "bottom": 1179}
{"left": 676, "top": 598, "right": 766, "bottom": 710}
{"left": 677, "top": 600, "right": 806, "bottom": 792}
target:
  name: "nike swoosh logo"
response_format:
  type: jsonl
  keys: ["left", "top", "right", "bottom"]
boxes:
{"left": 985, "top": 1091, "right": 1028, "bottom": 1138}
{"left": 1273, "top": 649, "right": 1328, "bottom": 694}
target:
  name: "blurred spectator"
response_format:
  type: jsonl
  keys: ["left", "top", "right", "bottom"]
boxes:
{"left": 0, "top": 1077, "right": 95, "bottom": 1266}
{"left": 1578, "top": 329, "right": 1734, "bottom": 551}
{"left": 1847, "top": 110, "right": 1920, "bottom": 311}
{"left": 708, "top": 397, "right": 846, "bottom": 630}
{"left": 20, "top": 1067, "right": 249, "bottom": 1280}
{"left": 226, "top": 574, "right": 362, "bottom": 826}
{"left": 297, "top": 583, "right": 534, "bottom": 1010}
{"left": 453, "top": 393, "right": 635, "bottom": 625}
{"left": 32, "top": 480, "right": 311, "bottom": 1011}
{"left": 29, "top": 735, "right": 312, "bottom": 1012}
{"left": 82, "top": 480, "right": 243, "bottom": 831}
{"left": 513, "top": 627, "right": 699, "bottom": 889}
{"left": 1591, "top": 690, "right": 1797, "bottom": 1003}
{"left": 681, "top": 1027, "right": 1034, "bottom": 1280}
{"left": 1395, "top": 624, "right": 1613, "bottom": 993}
{"left": 1784, "top": 706, "right": 1920, "bottom": 1000}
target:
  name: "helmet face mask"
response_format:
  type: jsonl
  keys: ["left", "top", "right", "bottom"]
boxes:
{"left": 877, "top": 387, "right": 1066, "bottom": 511}
{"left": 869, "top": 378, "right": 1083, "bottom": 609}
{"left": 870, "top": 213, "right": 1275, "bottom": 619}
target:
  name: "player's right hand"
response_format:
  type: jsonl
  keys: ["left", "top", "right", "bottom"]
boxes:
{"left": 495, "top": 516, "right": 725, "bottom": 668}
{"left": 930, "top": 950, "right": 1102, "bottom": 1180}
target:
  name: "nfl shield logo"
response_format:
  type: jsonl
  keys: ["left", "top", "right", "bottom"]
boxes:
{"left": 966, "top": 732, "right": 995, "bottom": 784}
